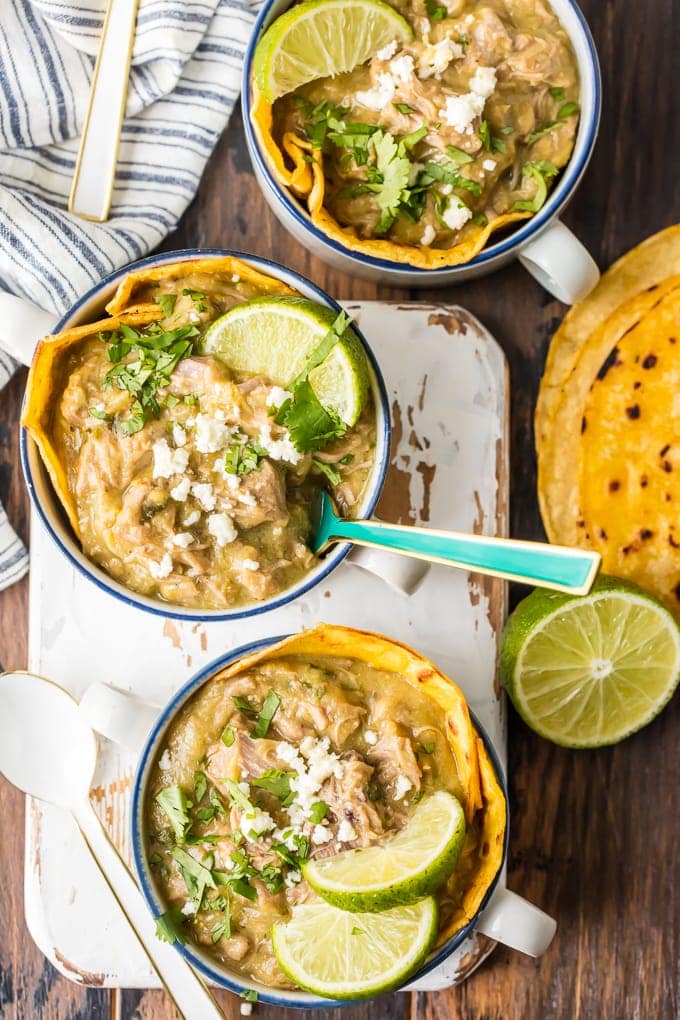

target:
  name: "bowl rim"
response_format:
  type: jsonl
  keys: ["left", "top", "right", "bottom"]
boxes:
{"left": 241, "top": 0, "right": 602, "bottom": 275}
{"left": 130, "top": 633, "right": 510, "bottom": 1008}
{"left": 20, "top": 248, "right": 392, "bottom": 622}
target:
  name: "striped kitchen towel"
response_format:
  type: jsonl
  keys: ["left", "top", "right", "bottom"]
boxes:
{"left": 0, "top": 0, "right": 257, "bottom": 589}
{"left": 0, "top": 349, "right": 29, "bottom": 591}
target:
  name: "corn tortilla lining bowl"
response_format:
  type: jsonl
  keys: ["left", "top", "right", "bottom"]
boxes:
{"left": 242, "top": 0, "right": 601, "bottom": 295}
{"left": 20, "top": 249, "right": 391, "bottom": 622}
{"left": 129, "top": 631, "right": 510, "bottom": 1008}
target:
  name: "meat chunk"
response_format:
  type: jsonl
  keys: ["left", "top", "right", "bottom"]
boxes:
{"left": 367, "top": 719, "right": 422, "bottom": 792}
{"left": 221, "top": 934, "right": 250, "bottom": 961}
{"left": 468, "top": 7, "right": 513, "bottom": 63}
{"left": 321, "top": 752, "right": 384, "bottom": 847}
{"left": 204, "top": 732, "right": 282, "bottom": 788}
{"left": 324, "top": 696, "right": 365, "bottom": 746}
{"left": 232, "top": 460, "right": 288, "bottom": 530}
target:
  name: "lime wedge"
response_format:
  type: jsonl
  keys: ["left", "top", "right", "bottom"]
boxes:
{"left": 253, "top": 0, "right": 414, "bottom": 102}
{"left": 501, "top": 575, "right": 680, "bottom": 748}
{"left": 272, "top": 897, "right": 437, "bottom": 998}
{"left": 200, "top": 296, "right": 369, "bottom": 426}
{"left": 302, "top": 791, "right": 465, "bottom": 911}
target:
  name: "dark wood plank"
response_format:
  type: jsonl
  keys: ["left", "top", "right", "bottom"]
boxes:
{"left": 1, "top": 0, "right": 678, "bottom": 1016}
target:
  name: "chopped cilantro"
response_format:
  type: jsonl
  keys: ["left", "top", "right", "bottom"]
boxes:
{"left": 491, "top": 136, "right": 507, "bottom": 154}
{"left": 400, "top": 125, "right": 428, "bottom": 151}
{"left": 154, "top": 293, "right": 177, "bottom": 317}
{"left": 513, "top": 160, "right": 559, "bottom": 212}
{"left": 149, "top": 852, "right": 162, "bottom": 867}
{"left": 479, "top": 120, "right": 491, "bottom": 150}
{"left": 275, "top": 378, "right": 346, "bottom": 452}
{"left": 394, "top": 102, "right": 418, "bottom": 115}
{"left": 558, "top": 101, "right": 580, "bottom": 118}
{"left": 171, "top": 846, "right": 217, "bottom": 891}
{"left": 194, "top": 771, "right": 208, "bottom": 803}
{"left": 193, "top": 805, "right": 218, "bottom": 823}
{"left": 251, "top": 769, "right": 295, "bottom": 803}
{"left": 549, "top": 85, "right": 566, "bottom": 100}
{"left": 252, "top": 690, "right": 281, "bottom": 739}
{"left": 241, "top": 990, "right": 259, "bottom": 1002}
{"left": 527, "top": 101, "right": 580, "bottom": 145}
{"left": 445, "top": 144, "right": 474, "bottom": 165}
{"left": 224, "top": 438, "right": 267, "bottom": 476}
{"left": 223, "top": 779, "right": 254, "bottom": 812}
{"left": 261, "top": 862, "right": 285, "bottom": 893}
{"left": 182, "top": 288, "right": 207, "bottom": 312}
{"left": 309, "top": 801, "right": 329, "bottom": 823}
{"left": 231, "top": 878, "right": 258, "bottom": 901}
{"left": 298, "top": 98, "right": 352, "bottom": 148}
{"left": 154, "top": 907, "right": 187, "bottom": 945}
{"left": 155, "top": 785, "right": 192, "bottom": 842}
{"left": 209, "top": 787, "right": 225, "bottom": 815}
{"left": 420, "top": 741, "right": 436, "bottom": 754}
{"left": 88, "top": 406, "right": 111, "bottom": 422}
{"left": 183, "top": 392, "right": 199, "bottom": 405}
{"left": 421, "top": 161, "right": 483, "bottom": 196}
{"left": 312, "top": 458, "right": 342, "bottom": 486}
{"left": 367, "top": 781, "right": 382, "bottom": 802}
{"left": 425, "top": 0, "right": 447, "bottom": 18}
{"left": 473, "top": 212, "right": 489, "bottom": 227}
{"left": 210, "top": 906, "right": 231, "bottom": 943}
{"left": 221, "top": 724, "right": 236, "bottom": 747}
{"left": 232, "top": 695, "right": 258, "bottom": 716}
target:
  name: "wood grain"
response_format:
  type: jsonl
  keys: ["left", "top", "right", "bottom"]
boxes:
{"left": 1, "top": 0, "right": 679, "bottom": 1016}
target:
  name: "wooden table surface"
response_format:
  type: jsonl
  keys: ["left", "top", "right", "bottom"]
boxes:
{"left": 1, "top": 1, "right": 678, "bottom": 1016}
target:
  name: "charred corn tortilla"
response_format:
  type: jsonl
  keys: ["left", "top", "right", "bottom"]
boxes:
{"left": 536, "top": 225, "right": 680, "bottom": 454}
{"left": 577, "top": 291, "right": 680, "bottom": 615}
{"left": 538, "top": 276, "right": 680, "bottom": 544}
{"left": 218, "top": 624, "right": 506, "bottom": 943}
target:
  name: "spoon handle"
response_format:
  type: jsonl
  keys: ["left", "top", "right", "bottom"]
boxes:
{"left": 326, "top": 518, "right": 600, "bottom": 594}
{"left": 73, "top": 801, "right": 224, "bottom": 1020}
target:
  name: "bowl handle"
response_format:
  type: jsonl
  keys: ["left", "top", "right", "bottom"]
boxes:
{"left": 474, "top": 885, "right": 557, "bottom": 956}
{"left": 518, "top": 219, "right": 600, "bottom": 304}
{"left": 80, "top": 682, "right": 160, "bottom": 755}
{"left": 0, "top": 294, "right": 57, "bottom": 366}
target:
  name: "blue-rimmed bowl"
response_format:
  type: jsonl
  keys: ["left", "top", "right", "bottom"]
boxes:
{"left": 20, "top": 250, "right": 391, "bottom": 621}
{"left": 130, "top": 633, "right": 510, "bottom": 1009}
{"left": 242, "top": 0, "right": 602, "bottom": 303}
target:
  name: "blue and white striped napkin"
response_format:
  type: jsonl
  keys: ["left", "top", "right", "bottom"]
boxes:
{"left": 0, "top": 0, "right": 257, "bottom": 591}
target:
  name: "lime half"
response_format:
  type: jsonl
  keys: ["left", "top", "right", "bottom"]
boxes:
{"left": 272, "top": 897, "right": 437, "bottom": 999}
{"left": 200, "top": 296, "right": 369, "bottom": 425}
{"left": 303, "top": 791, "right": 465, "bottom": 911}
{"left": 253, "top": 0, "right": 414, "bottom": 102}
{"left": 501, "top": 575, "right": 680, "bottom": 748}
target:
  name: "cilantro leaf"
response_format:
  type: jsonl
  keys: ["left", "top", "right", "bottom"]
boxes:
{"left": 155, "top": 907, "right": 187, "bottom": 944}
{"left": 223, "top": 779, "right": 254, "bottom": 812}
{"left": 156, "top": 785, "right": 192, "bottom": 842}
{"left": 445, "top": 144, "right": 474, "bottom": 165}
{"left": 211, "top": 907, "right": 232, "bottom": 943}
{"left": 372, "top": 130, "right": 411, "bottom": 214}
{"left": 309, "top": 801, "right": 329, "bottom": 823}
{"left": 549, "top": 86, "right": 566, "bottom": 100}
{"left": 312, "top": 458, "right": 342, "bottom": 486}
{"left": 194, "top": 771, "right": 208, "bottom": 803}
{"left": 251, "top": 690, "right": 281, "bottom": 739}
{"left": 394, "top": 102, "right": 418, "bottom": 115}
{"left": 275, "top": 379, "right": 346, "bottom": 452}
{"left": 425, "top": 0, "right": 447, "bottom": 18}
{"left": 221, "top": 724, "right": 236, "bottom": 747}
{"left": 182, "top": 288, "right": 207, "bottom": 312}
{"left": 232, "top": 695, "right": 258, "bottom": 716}
{"left": 251, "top": 769, "right": 295, "bottom": 804}
{"left": 513, "top": 161, "right": 559, "bottom": 212}
{"left": 241, "top": 990, "right": 259, "bottom": 1002}
{"left": 155, "top": 293, "right": 177, "bottom": 317}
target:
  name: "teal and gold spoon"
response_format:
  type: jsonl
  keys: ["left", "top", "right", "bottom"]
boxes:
{"left": 312, "top": 492, "right": 600, "bottom": 595}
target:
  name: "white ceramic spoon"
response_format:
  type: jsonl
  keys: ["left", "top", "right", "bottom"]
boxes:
{"left": 0, "top": 670, "right": 224, "bottom": 1020}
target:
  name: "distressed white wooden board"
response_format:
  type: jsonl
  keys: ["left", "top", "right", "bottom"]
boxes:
{"left": 24, "top": 301, "right": 508, "bottom": 989}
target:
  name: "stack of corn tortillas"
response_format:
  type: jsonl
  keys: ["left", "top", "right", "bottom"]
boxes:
{"left": 536, "top": 225, "right": 680, "bottom": 617}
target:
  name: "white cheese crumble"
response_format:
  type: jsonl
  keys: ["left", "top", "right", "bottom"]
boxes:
{"left": 240, "top": 1004, "right": 253, "bottom": 1017}
{"left": 394, "top": 775, "right": 414, "bottom": 801}
{"left": 183, "top": 509, "right": 201, "bottom": 526}
{"left": 420, "top": 223, "right": 436, "bottom": 246}
{"left": 337, "top": 818, "right": 358, "bottom": 843}
{"left": 172, "top": 532, "right": 194, "bottom": 548}
{"left": 170, "top": 476, "right": 191, "bottom": 502}
{"left": 311, "top": 824, "right": 333, "bottom": 845}
{"left": 231, "top": 274, "right": 240, "bottom": 283}
{"left": 181, "top": 900, "right": 197, "bottom": 916}
{"left": 240, "top": 807, "right": 275, "bottom": 841}
{"left": 417, "top": 38, "right": 463, "bottom": 80}
{"left": 152, "top": 439, "right": 189, "bottom": 480}
{"left": 356, "top": 71, "right": 396, "bottom": 110}
{"left": 364, "top": 730, "right": 378, "bottom": 745}
{"left": 258, "top": 424, "right": 303, "bottom": 465}
{"left": 439, "top": 92, "right": 485, "bottom": 133}
{"left": 207, "top": 512, "right": 237, "bottom": 547}
{"left": 266, "top": 386, "right": 290, "bottom": 409}
{"left": 442, "top": 197, "right": 473, "bottom": 230}
{"left": 389, "top": 54, "right": 415, "bottom": 83}
{"left": 241, "top": 559, "right": 260, "bottom": 571}
{"left": 172, "top": 423, "right": 187, "bottom": 447}
{"left": 192, "top": 482, "right": 216, "bottom": 511}
{"left": 376, "top": 39, "right": 398, "bottom": 61}
{"left": 277, "top": 737, "right": 343, "bottom": 825}
{"left": 158, "top": 749, "right": 172, "bottom": 770}
{"left": 469, "top": 65, "right": 497, "bottom": 99}
{"left": 284, "top": 869, "right": 303, "bottom": 887}
{"left": 149, "top": 553, "right": 173, "bottom": 580}
{"left": 192, "top": 412, "right": 232, "bottom": 454}
{"left": 482, "top": 158, "right": 497, "bottom": 171}
{"left": 188, "top": 310, "right": 200, "bottom": 324}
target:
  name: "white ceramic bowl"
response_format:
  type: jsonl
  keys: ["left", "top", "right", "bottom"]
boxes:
{"left": 242, "top": 0, "right": 602, "bottom": 302}
{"left": 18, "top": 249, "right": 392, "bottom": 622}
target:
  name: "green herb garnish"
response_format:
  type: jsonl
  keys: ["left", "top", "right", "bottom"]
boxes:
{"left": 232, "top": 695, "right": 258, "bottom": 716}
{"left": 155, "top": 785, "right": 192, "bottom": 842}
{"left": 223, "top": 779, "right": 254, "bottom": 812}
{"left": 394, "top": 102, "right": 418, "bottom": 115}
{"left": 154, "top": 907, "right": 187, "bottom": 945}
{"left": 309, "top": 801, "right": 329, "bottom": 823}
{"left": 194, "top": 771, "right": 208, "bottom": 803}
{"left": 88, "top": 406, "right": 112, "bottom": 422}
{"left": 224, "top": 438, "right": 268, "bottom": 476}
{"left": 241, "top": 990, "right": 259, "bottom": 1002}
{"left": 445, "top": 144, "right": 474, "bottom": 165}
{"left": 231, "top": 878, "right": 258, "bottom": 901}
{"left": 251, "top": 768, "right": 295, "bottom": 804}
{"left": 425, "top": 0, "right": 447, "bottom": 18}
{"left": 252, "top": 690, "right": 281, "bottom": 739}
{"left": 549, "top": 86, "right": 566, "bottom": 100}
{"left": 210, "top": 905, "right": 232, "bottom": 943}
{"left": 312, "top": 458, "right": 342, "bottom": 486}
{"left": 221, "top": 724, "right": 236, "bottom": 747}
{"left": 155, "top": 293, "right": 177, "bottom": 317}
{"left": 182, "top": 288, "right": 207, "bottom": 312}
{"left": 513, "top": 160, "right": 559, "bottom": 212}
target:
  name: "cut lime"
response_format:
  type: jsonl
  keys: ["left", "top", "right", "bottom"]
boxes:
{"left": 253, "top": 0, "right": 414, "bottom": 102}
{"left": 302, "top": 791, "right": 465, "bottom": 911}
{"left": 272, "top": 896, "right": 437, "bottom": 998}
{"left": 200, "top": 296, "right": 369, "bottom": 425}
{"left": 501, "top": 575, "right": 680, "bottom": 748}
